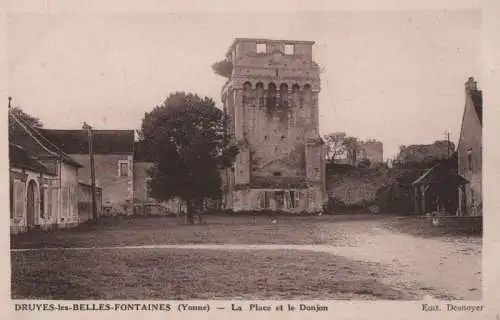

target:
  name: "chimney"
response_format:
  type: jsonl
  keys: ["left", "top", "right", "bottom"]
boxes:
{"left": 465, "top": 76, "right": 478, "bottom": 92}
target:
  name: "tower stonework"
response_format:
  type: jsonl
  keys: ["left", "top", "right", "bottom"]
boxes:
{"left": 221, "top": 38, "right": 326, "bottom": 213}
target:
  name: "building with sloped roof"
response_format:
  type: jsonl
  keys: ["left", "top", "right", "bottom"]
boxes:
{"left": 411, "top": 162, "right": 468, "bottom": 215}
{"left": 457, "top": 77, "right": 482, "bottom": 216}
{"left": 42, "top": 129, "right": 135, "bottom": 213}
{"left": 9, "top": 107, "right": 87, "bottom": 233}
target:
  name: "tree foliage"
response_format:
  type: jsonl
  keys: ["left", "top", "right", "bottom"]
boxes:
{"left": 211, "top": 59, "right": 233, "bottom": 78}
{"left": 323, "top": 132, "right": 347, "bottom": 162}
{"left": 139, "top": 92, "right": 238, "bottom": 221}
{"left": 9, "top": 106, "right": 43, "bottom": 129}
{"left": 323, "top": 132, "right": 360, "bottom": 164}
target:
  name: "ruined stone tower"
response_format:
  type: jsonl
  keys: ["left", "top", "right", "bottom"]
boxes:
{"left": 221, "top": 38, "right": 326, "bottom": 213}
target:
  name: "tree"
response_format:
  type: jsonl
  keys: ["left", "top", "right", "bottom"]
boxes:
{"left": 9, "top": 106, "right": 43, "bottom": 129}
{"left": 323, "top": 132, "right": 347, "bottom": 163}
{"left": 343, "top": 136, "right": 359, "bottom": 163}
{"left": 211, "top": 59, "right": 233, "bottom": 78}
{"left": 139, "top": 92, "right": 239, "bottom": 224}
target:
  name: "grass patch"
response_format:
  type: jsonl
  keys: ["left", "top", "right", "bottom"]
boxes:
{"left": 11, "top": 214, "right": 384, "bottom": 249}
{"left": 381, "top": 216, "right": 483, "bottom": 239}
{"left": 11, "top": 248, "right": 412, "bottom": 300}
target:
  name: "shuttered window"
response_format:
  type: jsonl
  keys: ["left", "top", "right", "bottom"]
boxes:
{"left": 10, "top": 178, "right": 14, "bottom": 218}
{"left": 14, "top": 180, "right": 25, "bottom": 218}
{"left": 285, "top": 191, "right": 299, "bottom": 209}
{"left": 259, "top": 191, "right": 271, "bottom": 209}
{"left": 40, "top": 185, "right": 45, "bottom": 218}
{"left": 40, "top": 185, "right": 49, "bottom": 219}
{"left": 47, "top": 186, "right": 53, "bottom": 219}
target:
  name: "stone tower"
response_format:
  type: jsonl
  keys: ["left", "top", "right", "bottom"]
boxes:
{"left": 221, "top": 38, "right": 326, "bottom": 213}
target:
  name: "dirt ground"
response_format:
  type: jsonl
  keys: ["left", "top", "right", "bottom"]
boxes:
{"left": 11, "top": 214, "right": 482, "bottom": 300}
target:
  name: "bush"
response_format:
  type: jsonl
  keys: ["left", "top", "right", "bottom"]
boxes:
{"left": 323, "top": 197, "right": 374, "bottom": 214}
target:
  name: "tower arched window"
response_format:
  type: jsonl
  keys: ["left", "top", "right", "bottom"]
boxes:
{"left": 267, "top": 83, "right": 277, "bottom": 109}
{"left": 292, "top": 84, "right": 301, "bottom": 108}
{"left": 303, "top": 84, "right": 312, "bottom": 106}
{"left": 256, "top": 82, "right": 264, "bottom": 106}
{"left": 243, "top": 81, "right": 252, "bottom": 105}
{"left": 279, "top": 83, "right": 289, "bottom": 107}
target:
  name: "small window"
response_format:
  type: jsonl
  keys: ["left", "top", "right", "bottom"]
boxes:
{"left": 256, "top": 43, "right": 267, "bottom": 54}
{"left": 284, "top": 44, "right": 294, "bottom": 55}
{"left": 467, "top": 149, "right": 473, "bottom": 171}
{"left": 273, "top": 172, "right": 282, "bottom": 177}
{"left": 118, "top": 160, "right": 129, "bottom": 177}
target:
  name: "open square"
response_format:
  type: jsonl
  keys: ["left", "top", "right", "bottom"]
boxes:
{"left": 11, "top": 214, "right": 481, "bottom": 300}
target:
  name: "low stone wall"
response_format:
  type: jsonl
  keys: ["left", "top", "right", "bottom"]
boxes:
{"left": 133, "top": 198, "right": 187, "bottom": 216}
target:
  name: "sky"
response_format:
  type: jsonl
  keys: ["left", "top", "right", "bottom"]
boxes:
{"left": 6, "top": 8, "right": 480, "bottom": 159}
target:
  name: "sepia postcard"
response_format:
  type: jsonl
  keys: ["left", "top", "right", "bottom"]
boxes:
{"left": 2, "top": 0, "right": 499, "bottom": 319}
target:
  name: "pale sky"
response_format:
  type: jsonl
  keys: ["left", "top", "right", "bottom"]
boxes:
{"left": 7, "top": 9, "right": 480, "bottom": 159}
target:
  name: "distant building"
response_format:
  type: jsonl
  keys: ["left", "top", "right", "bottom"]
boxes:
{"left": 42, "top": 129, "right": 134, "bottom": 214}
{"left": 346, "top": 139, "right": 383, "bottom": 167}
{"left": 397, "top": 140, "right": 454, "bottom": 165}
{"left": 359, "top": 139, "right": 383, "bottom": 166}
{"left": 457, "top": 77, "right": 482, "bottom": 216}
{"left": 221, "top": 38, "right": 326, "bottom": 213}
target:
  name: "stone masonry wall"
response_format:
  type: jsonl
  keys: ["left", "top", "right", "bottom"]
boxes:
{"left": 69, "top": 154, "right": 133, "bottom": 208}
{"left": 326, "top": 168, "right": 402, "bottom": 206}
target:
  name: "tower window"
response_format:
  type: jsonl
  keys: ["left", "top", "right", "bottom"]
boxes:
{"left": 256, "top": 43, "right": 267, "bottom": 54}
{"left": 284, "top": 44, "right": 294, "bottom": 55}
{"left": 467, "top": 149, "right": 473, "bottom": 171}
{"left": 279, "top": 83, "right": 289, "bottom": 107}
{"left": 267, "top": 83, "right": 277, "bottom": 109}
